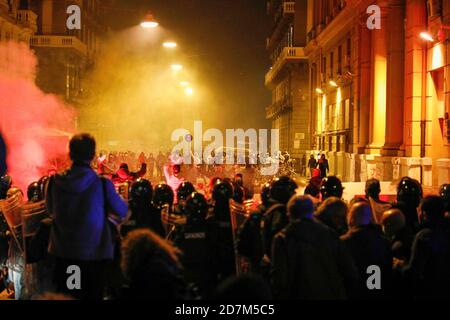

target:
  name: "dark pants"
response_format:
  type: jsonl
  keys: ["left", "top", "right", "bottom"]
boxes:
{"left": 53, "top": 257, "right": 110, "bottom": 300}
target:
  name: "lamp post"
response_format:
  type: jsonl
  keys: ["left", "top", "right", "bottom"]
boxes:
{"left": 141, "top": 11, "right": 158, "bottom": 29}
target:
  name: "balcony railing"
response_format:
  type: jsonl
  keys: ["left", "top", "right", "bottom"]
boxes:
{"left": 16, "top": 10, "right": 37, "bottom": 31}
{"left": 267, "top": 1, "right": 295, "bottom": 49}
{"left": 266, "top": 47, "right": 307, "bottom": 86}
{"left": 266, "top": 97, "right": 293, "bottom": 120}
{"left": 30, "top": 35, "right": 87, "bottom": 56}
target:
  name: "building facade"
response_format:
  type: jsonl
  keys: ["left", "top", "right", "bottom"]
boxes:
{"left": 265, "top": 0, "right": 311, "bottom": 161}
{"left": 0, "top": 0, "right": 37, "bottom": 43}
{"left": 29, "top": 0, "right": 106, "bottom": 104}
{"left": 302, "top": 0, "right": 450, "bottom": 189}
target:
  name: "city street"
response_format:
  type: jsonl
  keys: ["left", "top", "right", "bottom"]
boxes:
{"left": 0, "top": 0, "right": 450, "bottom": 308}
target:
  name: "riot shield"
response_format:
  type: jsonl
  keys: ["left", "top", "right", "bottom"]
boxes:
{"left": 229, "top": 198, "right": 255, "bottom": 275}
{"left": 0, "top": 192, "right": 24, "bottom": 254}
{"left": 21, "top": 200, "right": 48, "bottom": 263}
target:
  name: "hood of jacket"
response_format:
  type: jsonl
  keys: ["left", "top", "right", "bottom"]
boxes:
{"left": 54, "top": 164, "right": 98, "bottom": 194}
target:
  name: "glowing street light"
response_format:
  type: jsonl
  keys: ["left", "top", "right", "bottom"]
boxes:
{"left": 316, "top": 88, "right": 324, "bottom": 95}
{"left": 419, "top": 31, "right": 434, "bottom": 42}
{"left": 179, "top": 81, "right": 190, "bottom": 87}
{"left": 329, "top": 80, "right": 338, "bottom": 87}
{"left": 163, "top": 41, "right": 177, "bottom": 49}
{"left": 141, "top": 12, "right": 159, "bottom": 29}
{"left": 171, "top": 64, "right": 183, "bottom": 71}
{"left": 185, "top": 87, "right": 194, "bottom": 96}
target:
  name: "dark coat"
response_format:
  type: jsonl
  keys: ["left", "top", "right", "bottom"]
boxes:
{"left": 341, "top": 224, "right": 393, "bottom": 299}
{"left": 271, "top": 218, "right": 358, "bottom": 300}
{"left": 263, "top": 203, "right": 288, "bottom": 258}
{"left": 403, "top": 224, "right": 450, "bottom": 299}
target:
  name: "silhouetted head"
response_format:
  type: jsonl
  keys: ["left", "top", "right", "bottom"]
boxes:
{"left": 315, "top": 197, "right": 348, "bottom": 235}
{"left": 69, "top": 133, "right": 96, "bottom": 164}
{"left": 176, "top": 182, "right": 196, "bottom": 203}
{"left": 439, "top": 184, "right": 450, "bottom": 212}
{"left": 397, "top": 177, "right": 422, "bottom": 209}
{"left": 365, "top": 178, "right": 381, "bottom": 200}
{"left": 269, "top": 176, "right": 298, "bottom": 204}
{"left": 381, "top": 209, "right": 406, "bottom": 238}
{"left": 347, "top": 202, "right": 373, "bottom": 228}
{"left": 420, "top": 195, "right": 445, "bottom": 225}
{"left": 320, "top": 176, "right": 344, "bottom": 200}
{"left": 287, "top": 195, "right": 314, "bottom": 221}
{"left": 185, "top": 192, "right": 209, "bottom": 225}
{"left": 27, "top": 181, "right": 42, "bottom": 202}
{"left": 130, "top": 178, "right": 153, "bottom": 204}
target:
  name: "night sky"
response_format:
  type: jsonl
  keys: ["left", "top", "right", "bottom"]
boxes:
{"left": 109, "top": 0, "right": 271, "bottom": 131}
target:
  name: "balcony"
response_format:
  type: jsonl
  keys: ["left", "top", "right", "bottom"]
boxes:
{"left": 30, "top": 35, "right": 87, "bottom": 57}
{"left": 265, "top": 47, "right": 307, "bottom": 87}
{"left": 266, "top": 97, "right": 293, "bottom": 120}
{"left": 16, "top": 10, "right": 37, "bottom": 32}
{"left": 267, "top": 1, "right": 295, "bottom": 50}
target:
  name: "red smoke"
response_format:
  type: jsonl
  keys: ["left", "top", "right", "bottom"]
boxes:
{"left": 0, "top": 42, "right": 76, "bottom": 193}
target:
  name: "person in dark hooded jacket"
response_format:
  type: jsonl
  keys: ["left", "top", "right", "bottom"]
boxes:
{"left": 46, "top": 134, "right": 128, "bottom": 300}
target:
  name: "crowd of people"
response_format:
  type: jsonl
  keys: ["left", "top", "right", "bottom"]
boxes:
{"left": 1, "top": 133, "right": 450, "bottom": 300}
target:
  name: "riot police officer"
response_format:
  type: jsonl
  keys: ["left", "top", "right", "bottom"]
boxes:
{"left": 208, "top": 179, "right": 236, "bottom": 280}
{"left": 27, "top": 182, "right": 42, "bottom": 203}
{"left": 173, "top": 192, "right": 217, "bottom": 298}
{"left": 320, "top": 176, "right": 344, "bottom": 201}
{"left": 127, "top": 178, "right": 165, "bottom": 238}
{"left": 263, "top": 176, "right": 297, "bottom": 259}
{"left": 395, "top": 177, "right": 422, "bottom": 232}
{"left": 236, "top": 182, "right": 270, "bottom": 274}
{"left": 0, "top": 175, "right": 12, "bottom": 200}
{"left": 153, "top": 183, "right": 175, "bottom": 212}
{"left": 439, "top": 184, "right": 450, "bottom": 215}
{"left": 174, "top": 182, "right": 196, "bottom": 216}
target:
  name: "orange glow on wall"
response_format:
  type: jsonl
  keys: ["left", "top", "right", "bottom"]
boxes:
{"left": 321, "top": 94, "right": 327, "bottom": 132}
{"left": 373, "top": 54, "right": 386, "bottom": 146}
{"left": 430, "top": 44, "right": 444, "bottom": 70}
{"left": 335, "top": 87, "right": 342, "bottom": 130}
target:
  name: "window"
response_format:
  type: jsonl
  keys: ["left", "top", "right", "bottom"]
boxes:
{"left": 346, "top": 38, "right": 351, "bottom": 71}
{"left": 338, "top": 45, "right": 342, "bottom": 75}
{"left": 330, "top": 51, "right": 334, "bottom": 79}
{"left": 344, "top": 99, "right": 350, "bottom": 129}
{"left": 322, "top": 56, "right": 327, "bottom": 82}
{"left": 287, "top": 25, "right": 294, "bottom": 47}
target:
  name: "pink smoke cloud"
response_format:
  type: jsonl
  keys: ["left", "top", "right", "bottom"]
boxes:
{"left": 0, "top": 41, "right": 76, "bottom": 194}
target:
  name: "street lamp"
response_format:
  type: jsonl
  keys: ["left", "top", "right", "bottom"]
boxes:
{"left": 315, "top": 88, "right": 324, "bottom": 95}
{"left": 163, "top": 41, "right": 177, "bottom": 49}
{"left": 171, "top": 64, "right": 183, "bottom": 71}
{"left": 420, "top": 25, "right": 450, "bottom": 42}
{"left": 329, "top": 80, "right": 338, "bottom": 87}
{"left": 420, "top": 31, "right": 434, "bottom": 42}
{"left": 141, "top": 12, "right": 159, "bottom": 28}
{"left": 185, "top": 87, "right": 194, "bottom": 96}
